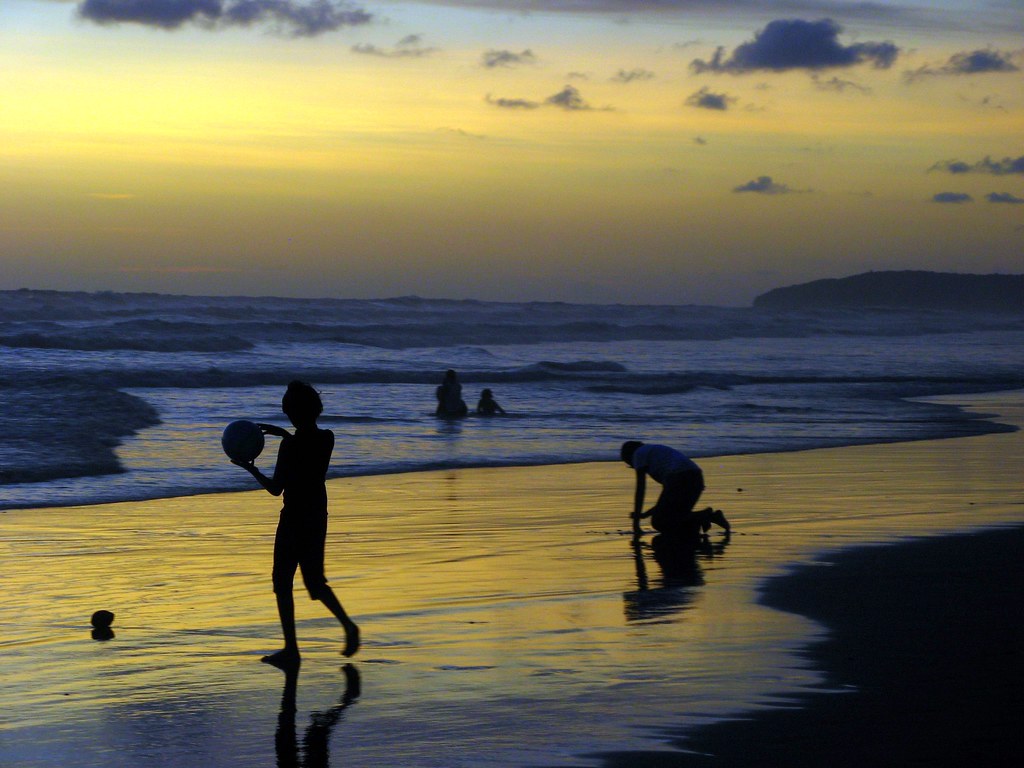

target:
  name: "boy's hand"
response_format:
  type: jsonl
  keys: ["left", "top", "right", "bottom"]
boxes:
{"left": 257, "top": 423, "right": 291, "bottom": 438}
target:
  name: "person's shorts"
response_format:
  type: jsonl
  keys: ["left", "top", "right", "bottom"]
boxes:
{"left": 272, "top": 509, "right": 329, "bottom": 600}
{"left": 650, "top": 470, "right": 705, "bottom": 536}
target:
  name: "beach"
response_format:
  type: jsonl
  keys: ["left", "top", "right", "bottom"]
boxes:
{"left": 2, "top": 390, "right": 1022, "bottom": 767}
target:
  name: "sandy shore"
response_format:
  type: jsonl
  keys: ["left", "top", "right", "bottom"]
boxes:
{"left": 2, "top": 391, "right": 1022, "bottom": 767}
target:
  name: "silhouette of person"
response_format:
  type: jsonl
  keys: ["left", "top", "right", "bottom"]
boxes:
{"left": 621, "top": 440, "right": 730, "bottom": 540}
{"left": 276, "top": 664, "right": 361, "bottom": 768}
{"left": 475, "top": 388, "right": 506, "bottom": 416}
{"left": 233, "top": 380, "right": 359, "bottom": 668}
{"left": 435, "top": 369, "right": 468, "bottom": 418}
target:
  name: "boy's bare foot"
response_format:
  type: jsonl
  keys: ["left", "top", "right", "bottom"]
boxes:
{"left": 261, "top": 648, "right": 301, "bottom": 669}
{"left": 710, "top": 509, "right": 731, "bottom": 533}
{"left": 342, "top": 619, "right": 360, "bottom": 658}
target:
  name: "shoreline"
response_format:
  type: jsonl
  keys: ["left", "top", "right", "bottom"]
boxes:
{"left": 2, "top": 390, "right": 1022, "bottom": 766}
{"left": 2, "top": 386, "right": 1019, "bottom": 514}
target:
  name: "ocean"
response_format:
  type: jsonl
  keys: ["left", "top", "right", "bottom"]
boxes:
{"left": 2, "top": 288, "right": 1022, "bottom": 511}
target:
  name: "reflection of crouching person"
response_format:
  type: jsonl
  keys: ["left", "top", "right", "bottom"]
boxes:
{"left": 621, "top": 440, "right": 729, "bottom": 539}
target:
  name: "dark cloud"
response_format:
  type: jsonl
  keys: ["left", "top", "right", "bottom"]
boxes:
{"left": 485, "top": 94, "right": 540, "bottom": 110}
{"left": 930, "top": 156, "right": 1024, "bottom": 176}
{"left": 546, "top": 85, "right": 602, "bottom": 111}
{"left": 486, "top": 85, "right": 609, "bottom": 112}
{"left": 482, "top": 49, "right": 536, "bottom": 68}
{"left": 77, "top": 0, "right": 372, "bottom": 36}
{"left": 611, "top": 68, "right": 655, "bottom": 83}
{"left": 691, "top": 18, "right": 898, "bottom": 74}
{"left": 352, "top": 35, "right": 437, "bottom": 58}
{"left": 987, "top": 192, "right": 1024, "bottom": 204}
{"left": 733, "top": 176, "right": 792, "bottom": 194}
{"left": 905, "top": 48, "right": 1019, "bottom": 81}
{"left": 685, "top": 86, "right": 734, "bottom": 110}
{"left": 931, "top": 192, "right": 973, "bottom": 203}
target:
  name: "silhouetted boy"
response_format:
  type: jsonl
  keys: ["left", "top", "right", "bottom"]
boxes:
{"left": 234, "top": 380, "right": 359, "bottom": 668}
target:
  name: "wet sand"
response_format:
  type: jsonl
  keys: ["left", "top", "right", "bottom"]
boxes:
{"left": 590, "top": 525, "right": 1024, "bottom": 767}
{"left": 2, "top": 391, "right": 1022, "bottom": 767}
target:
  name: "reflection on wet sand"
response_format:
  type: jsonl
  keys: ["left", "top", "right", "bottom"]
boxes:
{"left": 276, "top": 664, "right": 360, "bottom": 768}
{"left": 624, "top": 534, "right": 730, "bottom": 623}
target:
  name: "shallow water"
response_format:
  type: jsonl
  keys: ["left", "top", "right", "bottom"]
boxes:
{"left": 1, "top": 392, "right": 1022, "bottom": 767}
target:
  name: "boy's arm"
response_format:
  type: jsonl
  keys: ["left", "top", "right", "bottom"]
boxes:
{"left": 232, "top": 433, "right": 290, "bottom": 497}
{"left": 233, "top": 459, "right": 284, "bottom": 496}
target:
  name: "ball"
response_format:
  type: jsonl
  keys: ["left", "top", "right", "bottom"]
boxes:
{"left": 222, "top": 420, "right": 265, "bottom": 463}
{"left": 91, "top": 610, "right": 115, "bottom": 628}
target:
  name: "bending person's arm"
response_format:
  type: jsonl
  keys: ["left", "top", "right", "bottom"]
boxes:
{"left": 632, "top": 470, "right": 649, "bottom": 518}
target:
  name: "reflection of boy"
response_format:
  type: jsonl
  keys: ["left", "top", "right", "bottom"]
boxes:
{"left": 621, "top": 440, "right": 729, "bottom": 538}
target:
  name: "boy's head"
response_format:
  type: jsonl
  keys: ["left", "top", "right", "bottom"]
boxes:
{"left": 282, "top": 380, "right": 323, "bottom": 424}
{"left": 620, "top": 440, "right": 643, "bottom": 466}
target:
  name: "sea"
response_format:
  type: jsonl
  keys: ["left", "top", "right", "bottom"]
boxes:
{"left": 2, "top": 288, "right": 1022, "bottom": 511}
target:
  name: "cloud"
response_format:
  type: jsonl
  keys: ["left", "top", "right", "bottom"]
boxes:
{"left": 685, "top": 86, "right": 734, "bottom": 110}
{"left": 733, "top": 176, "right": 792, "bottom": 194}
{"left": 76, "top": 0, "right": 372, "bottom": 36}
{"left": 352, "top": 35, "right": 437, "bottom": 58}
{"left": 929, "top": 156, "right": 1024, "bottom": 176}
{"left": 987, "top": 192, "right": 1024, "bottom": 204}
{"left": 691, "top": 18, "right": 898, "bottom": 74}
{"left": 811, "top": 74, "right": 870, "bottom": 93}
{"left": 611, "top": 68, "right": 655, "bottom": 83}
{"left": 482, "top": 49, "right": 536, "bottom": 68}
{"left": 931, "top": 192, "right": 973, "bottom": 203}
{"left": 905, "top": 48, "right": 1019, "bottom": 81}
{"left": 485, "top": 94, "right": 540, "bottom": 110}
{"left": 546, "top": 84, "right": 604, "bottom": 111}
{"left": 486, "top": 85, "right": 609, "bottom": 112}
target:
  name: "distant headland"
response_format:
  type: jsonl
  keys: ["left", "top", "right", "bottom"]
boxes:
{"left": 753, "top": 271, "right": 1023, "bottom": 313}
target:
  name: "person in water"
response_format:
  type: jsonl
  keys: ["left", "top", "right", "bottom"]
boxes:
{"left": 476, "top": 388, "right": 506, "bottom": 416}
{"left": 435, "top": 369, "right": 468, "bottom": 417}
{"left": 621, "top": 440, "right": 730, "bottom": 539}
{"left": 233, "top": 380, "right": 360, "bottom": 668}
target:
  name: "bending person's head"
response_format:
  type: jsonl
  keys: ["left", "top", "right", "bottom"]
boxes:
{"left": 620, "top": 440, "right": 643, "bottom": 465}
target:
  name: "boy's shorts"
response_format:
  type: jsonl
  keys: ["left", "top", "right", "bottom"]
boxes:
{"left": 272, "top": 510, "right": 329, "bottom": 600}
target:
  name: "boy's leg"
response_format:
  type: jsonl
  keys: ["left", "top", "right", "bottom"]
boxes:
{"left": 319, "top": 588, "right": 360, "bottom": 657}
{"left": 298, "top": 515, "right": 360, "bottom": 657}
{"left": 265, "top": 520, "right": 302, "bottom": 668}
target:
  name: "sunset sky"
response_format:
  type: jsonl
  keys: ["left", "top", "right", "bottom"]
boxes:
{"left": 2, "top": 1, "right": 1022, "bottom": 305}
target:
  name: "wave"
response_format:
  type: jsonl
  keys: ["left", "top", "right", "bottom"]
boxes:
{"left": 0, "top": 379, "right": 160, "bottom": 485}
{"left": 3, "top": 289, "right": 1022, "bottom": 353}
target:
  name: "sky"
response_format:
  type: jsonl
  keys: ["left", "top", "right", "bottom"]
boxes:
{"left": 1, "top": 1, "right": 1022, "bottom": 305}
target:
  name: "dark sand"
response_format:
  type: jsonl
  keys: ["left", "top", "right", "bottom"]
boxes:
{"left": 592, "top": 525, "right": 1024, "bottom": 767}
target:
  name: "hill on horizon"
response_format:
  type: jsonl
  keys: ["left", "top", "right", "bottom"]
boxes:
{"left": 753, "top": 271, "right": 1023, "bottom": 313}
